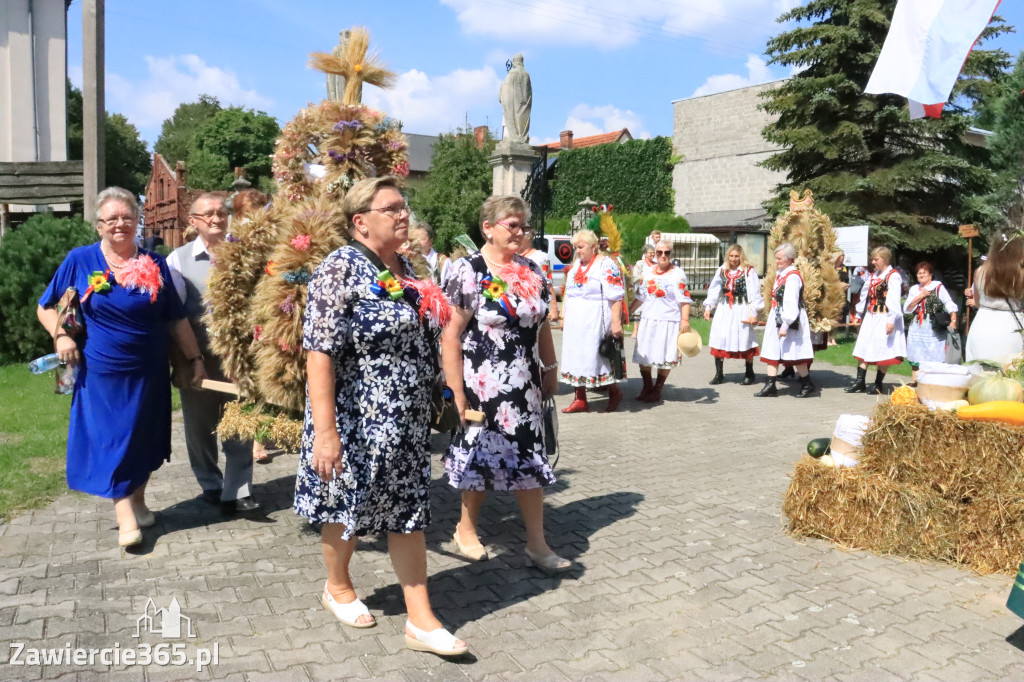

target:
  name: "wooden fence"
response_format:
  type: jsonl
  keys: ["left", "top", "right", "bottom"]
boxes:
{"left": 0, "top": 161, "right": 85, "bottom": 204}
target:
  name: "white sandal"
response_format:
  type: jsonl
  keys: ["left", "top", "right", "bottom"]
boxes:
{"left": 321, "top": 583, "right": 375, "bottom": 628}
{"left": 405, "top": 621, "right": 468, "bottom": 657}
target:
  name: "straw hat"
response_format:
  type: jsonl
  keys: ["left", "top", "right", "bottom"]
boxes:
{"left": 677, "top": 330, "right": 702, "bottom": 358}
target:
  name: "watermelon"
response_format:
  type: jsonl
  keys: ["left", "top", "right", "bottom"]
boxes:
{"left": 806, "top": 438, "right": 831, "bottom": 458}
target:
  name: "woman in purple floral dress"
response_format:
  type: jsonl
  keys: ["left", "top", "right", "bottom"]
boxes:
{"left": 441, "top": 196, "right": 571, "bottom": 573}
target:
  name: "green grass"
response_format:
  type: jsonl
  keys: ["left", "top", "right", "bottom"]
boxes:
{"left": 0, "top": 363, "right": 183, "bottom": 520}
{"left": 0, "top": 363, "right": 73, "bottom": 520}
{"left": 811, "top": 330, "right": 912, "bottom": 377}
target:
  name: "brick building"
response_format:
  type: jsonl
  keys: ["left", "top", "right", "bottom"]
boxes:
{"left": 143, "top": 153, "right": 198, "bottom": 250}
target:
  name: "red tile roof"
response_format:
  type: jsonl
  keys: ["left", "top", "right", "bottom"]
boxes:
{"left": 540, "top": 128, "right": 632, "bottom": 151}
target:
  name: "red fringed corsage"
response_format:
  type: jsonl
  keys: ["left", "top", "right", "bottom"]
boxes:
{"left": 403, "top": 278, "right": 452, "bottom": 330}
{"left": 119, "top": 254, "right": 163, "bottom": 303}
{"left": 496, "top": 262, "right": 542, "bottom": 300}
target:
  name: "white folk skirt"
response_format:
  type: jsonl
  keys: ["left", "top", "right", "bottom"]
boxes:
{"left": 760, "top": 310, "right": 814, "bottom": 366}
{"left": 906, "top": 318, "right": 948, "bottom": 366}
{"left": 852, "top": 312, "right": 906, "bottom": 366}
{"left": 708, "top": 302, "right": 759, "bottom": 359}
{"left": 560, "top": 297, "right": 621, "bottom": 387}
{"left": 633, "top": 318, "right": 680, "bottom": 368}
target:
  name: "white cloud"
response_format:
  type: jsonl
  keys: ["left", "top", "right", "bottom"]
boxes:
{"left": 362, "top": 66, "right": 502, "bottom": 135}
{"left": 105, "top": 55, "right": 273, "bottom": 130}
{"left": 556, "top": 103, "right": 650, "bottom": 142}
{"left": 690, "top": 55, "right": 783, "bottom": 97}
{"left": 441, "top": 0, "right": 784, "bottom": 48}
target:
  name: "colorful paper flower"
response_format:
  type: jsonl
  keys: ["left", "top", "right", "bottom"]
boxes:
{"left": 290, "top": 234, "right": 311, "bottom": 251}
{"left": 253, "top": 325, "right": 263, "bottom": 341}
{"left": 370, "top": 270, "right": 405, "bottom": 300}
{"left": 282, "top": 268, "right": 311, "bottom": 284}
{"left": 390, "top": 161, "right": 410, "bottom": 177}
{"left": 81, "top": 270, "right": 112, "bottom": 302}
{"left": 265, "top": 261, "right": 278, "bottom": 276}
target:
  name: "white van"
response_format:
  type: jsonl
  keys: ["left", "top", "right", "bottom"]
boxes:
{"left": 534, "top": 234, "right": 574, "bottom": 297}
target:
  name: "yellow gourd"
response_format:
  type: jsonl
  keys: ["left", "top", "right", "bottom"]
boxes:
{"left": 956, "top": 401, "right": 1024, "bottom": 426}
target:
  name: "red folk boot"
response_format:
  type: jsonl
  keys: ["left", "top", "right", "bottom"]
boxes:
{"left": 562, "top": 387, "right": 589, "bottom": 413}
{"left": 637, "top": 368, "right": 654, "bottom": 401}
{"left": 646, "top": 373, "right": 668, "bottom": 403}
{"left": 604, "top": 383, "right": 623, "bottom": 412}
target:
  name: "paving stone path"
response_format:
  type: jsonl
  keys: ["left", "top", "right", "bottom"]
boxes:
{"left": 2, "top": 331, "right": 1022, "bottom": 680}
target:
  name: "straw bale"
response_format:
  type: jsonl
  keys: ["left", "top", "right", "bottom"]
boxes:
{"left": 783, "top": 402, "right": 1024, "bottom": 574}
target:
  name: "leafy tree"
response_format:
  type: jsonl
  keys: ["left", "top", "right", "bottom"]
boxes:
{"left": 153, "top": 95, "right": 222, "bottom": 166}
{"left": 979, "top": 51, "right": 1024, "bottom": 232}
{"left": 0, "top": 214, "right": 96, "bottom": 362}
{"left": 184, "top": 107, "right": 279, "bottom": 190}
{"left": 409, "top": 127, "right": 496, "bottom": 250}
{"left": 66, "top": 82, "right": 152, "bottom": 196}
{"left": 759, "top": 1, "right": 1012, "bottom": 251}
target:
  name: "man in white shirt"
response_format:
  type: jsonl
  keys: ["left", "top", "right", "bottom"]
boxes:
{"left": 167, "top": 194, "right": 260, "bottom": 516}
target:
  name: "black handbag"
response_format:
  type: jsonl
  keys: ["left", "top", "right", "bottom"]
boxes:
{"left": 430, "top": 381, "right": 461, "bottom": 433}
{"left": 597, "top": 281, "right": 626, "bottom": 380}
{"left": 931, "top": 308, "right": 952, "bottom": 332}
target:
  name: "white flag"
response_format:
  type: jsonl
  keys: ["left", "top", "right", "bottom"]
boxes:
{"left": 865, "top": 0, "right": 1002, "bottom": 118}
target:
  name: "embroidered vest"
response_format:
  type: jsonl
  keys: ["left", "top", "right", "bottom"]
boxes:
{"left": 772, "top": 269, "right": 803, "bottom": 329}
{"left": 867, "top": 270, "right": 898, "bottom": 314}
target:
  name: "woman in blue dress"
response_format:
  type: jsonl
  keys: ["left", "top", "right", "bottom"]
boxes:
{"left": 440, "top": 196, "right": 570, "bottom": 573}
{"left": 293, "top": 177, "right": 467, "bottom": 657}
{"left": 36, "top": 187, "right": 206, "bottom": 548}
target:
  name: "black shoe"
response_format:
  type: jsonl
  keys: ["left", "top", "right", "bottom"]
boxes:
{"left": 866, "top": 382, "right": 885, "bottom": 396}
{"left": 709, "top": 358, "right": 724, "bottom": 385}
{"left": 796, "top": 376, "right": 816, "bottom": 398}
{"left": 200, "top": 489, "right": 222, "bottom": 505}
{"left": 741, "top": 365, "right": 756, "bottom": 385}
{"left": 754, "top": 379, "right": 778, "bottom": 397}
{"left": 845, "top": 367, "right": 868, "bottom": 393}
{"left": 221, "top": 496, "right": 262, "bottom": 515}
{"left": 779, "top": 366, "right": 796, "bottom": 379}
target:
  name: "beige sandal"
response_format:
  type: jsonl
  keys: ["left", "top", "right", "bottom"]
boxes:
{"left": 405, "top": 621, "right": 468, "bottom": 657}
{"left": 452, "top": 526, "right": 488, "bottom": 561}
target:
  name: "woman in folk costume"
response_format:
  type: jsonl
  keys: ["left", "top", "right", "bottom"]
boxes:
{"left": 755, "top": 243, "right": 816, "bottom": 398}
{"left": 846, "top": 246, "right": 906, "bottom": 395}
{"left": 632, "top": 240, "right": 692, "bottom": 402}
{"left": 904, "top": 261, "right": 958, "bottom": 383}
{"left": 559, "top": 229, "right": 626, "bottom": 413}
{"left": 703, "top": 244, "right": 764, "bottom": 385}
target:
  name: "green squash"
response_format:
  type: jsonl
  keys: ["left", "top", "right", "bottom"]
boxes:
{"left": 806, "top": 438, "right": 832, "bottom": 458}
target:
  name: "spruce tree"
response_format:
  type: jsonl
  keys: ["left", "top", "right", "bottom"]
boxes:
{"left": 760, "top": 0, "right": 1011, "bottom": 251}
{"left": 983, "top": 51, "right": 1024, "bottom": 232}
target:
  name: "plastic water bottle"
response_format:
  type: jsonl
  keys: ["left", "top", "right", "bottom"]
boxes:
{"left": 28, "top": 353, "right": 61, "bottom": 374}
{"left": 56, "top": 364, "right": 79, "bottom": 395}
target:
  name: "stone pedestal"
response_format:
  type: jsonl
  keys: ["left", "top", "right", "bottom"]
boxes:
{"left": 489, "top": 140, "right": 538, "bottom": 197}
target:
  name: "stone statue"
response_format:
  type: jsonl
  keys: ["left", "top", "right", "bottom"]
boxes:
{"left": 499, "top": 54, "right": 532, "bottom": 144}
{"left": 326, "top": 30, "right": 351, "bottom": 103}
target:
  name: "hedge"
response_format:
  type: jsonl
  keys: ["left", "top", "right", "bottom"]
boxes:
{"left": 549, "top": 137, "right": 674, "bottom": 218}
{"left": 0, "top": 214, "right": 97, "bottom": 363}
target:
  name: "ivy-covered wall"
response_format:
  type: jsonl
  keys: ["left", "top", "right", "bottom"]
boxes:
{"left": 550, "top": 137, "right": 674, "bottom": 218}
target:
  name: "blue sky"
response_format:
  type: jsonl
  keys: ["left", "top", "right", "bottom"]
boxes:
{"left": 66, "top": 0, "right": 1024, "bottom": 150}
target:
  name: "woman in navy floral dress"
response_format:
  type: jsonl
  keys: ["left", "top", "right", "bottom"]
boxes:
{"left": 294, "top": 177, "right": 466, "bottom": 657}
{"left": 441, "top": 196, "right": 571, "bottom": 573}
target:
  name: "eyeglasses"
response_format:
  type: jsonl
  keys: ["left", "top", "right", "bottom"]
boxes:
{"left": 364, "top": 203, "right": 410, "bottom": 219}
{"left": 190, "top": 210, "right": 229, "bottom": 221}
{"left": 98, "top": 215, "right": 135, "bottom": 226}
{"left": 655, "top": 250, "right": 672, "bottom": 256}
{"left": 496, "top": 220, "right": 525, "bottom": 233}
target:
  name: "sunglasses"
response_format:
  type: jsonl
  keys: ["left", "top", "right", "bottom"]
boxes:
{"left": 655, "top": 249, "right": 672, "bottom": 255}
